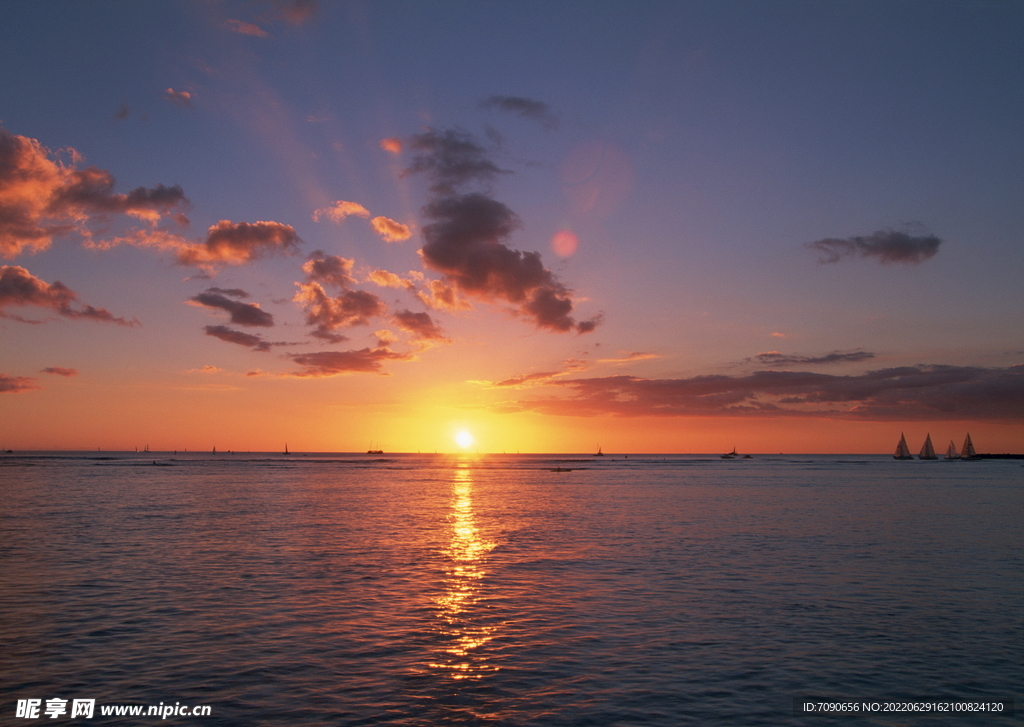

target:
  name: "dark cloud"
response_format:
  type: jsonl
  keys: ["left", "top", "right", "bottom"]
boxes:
{"left": 0, "top": 373, "right": 41, "bottom": 393}
{"left": 293, "top": 283, "right": 385, "bottom": 342}
{"left": 203, "top": 325, "right": 272, "bottom": 352}
{"left": 302, "top": 253, "right": 356, "bottom": 289}
{"left": 808, "top": 228, "right": 942, "bottom": 264}
{"left": 175, "top": 220, "right": 301, "bottom": 267}
{"left": 419, "top": 193, "right": 598, "bottom": 333}
{"left": 505, "top": 365, "right": 1024, "bottom": 421}
{"left": 480, "top": 96, "right": 558, "bottom": 129}
{"left": 1, "top": 127, "right": 190, "bottom": 257}
{"left": 405, "top": 128, "right": 509, "bottom": 196}
{"left": 41, "top": 366, "right": 77, "bottom": 376}
{"left": 392, "top": 309, "right": 449, "bottom": 342}
{"left": 288, "top": 346, "right": 412, "bottom": 377}
{"left": 203, "top": 287, "right": 248, "bottom": 298}
{"left": 0, "top": 265, "right": 138, "bottom": 325}
{"left": 190, "top": 289, "right": 274, "bottom": 327}
{"left": 750, "top": 350, "right": 876, "bottom": 367}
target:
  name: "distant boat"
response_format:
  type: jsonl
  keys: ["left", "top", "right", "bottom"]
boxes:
{"left": 593, "top": 445, "right": 604, "bottom": 456}
{"left": 918, "top": 433, "right": 938, "bottom": 460}
{"left": 283, "top": 443, "right": 290, "bottom": 455}
{"left": 367, "top": 449, "right": 384, "bottom": 454}
{"left": 894, "top": 433, "right": 913, "bottom": 460}
{"left": 961, "top": 433, "right": 978, "bottom": 460}
{"left": 945, "top": 441, "right": 960, "bottom": 460}
{"left": 721, "top": 447, "right": 738, "bottom": 459}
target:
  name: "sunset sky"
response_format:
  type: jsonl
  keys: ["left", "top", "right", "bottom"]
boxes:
{"left": 2, "top": 0, "right": 1023, "bottom": 453}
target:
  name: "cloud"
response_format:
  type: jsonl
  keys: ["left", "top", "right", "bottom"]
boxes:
{"left": 312, "top": 200, "right": 370, "bottom": 223}
{"left": 368, "top": 269, "right": 416, "bottom": 290}
{"left": 224, "top": 19, "right": 269, "bottom": 37}
{"left": 405, "top": 128, "right": 509, "bottom": 196}
{"left": 598, "top": 351, "right": 660, "bottom": 364}
{"left": 0, "top": 373, "right": 41, "bottom": 393}
{"left": 164, "top": 88, "right": 192, "bottom": 107}
{"left": 380, "top": 138, "right": 403, "bottom": 154}
{"left": 293, "top": 283, "right": 385, "bottom": 342}
{"left": 276, "top": 0, "right": 318, "bottom": 24}
{"left": 749, "top": 350, "right": 876, "bottom": 367}
{"left": 203, "top": 325, "right": 272, "bottom": 351}
{"left": 370, "top": 216, "right": 411, "bottom": 242}
{"left": 415, "top": 279, "right": 471, "bottom": 311}
{"left": 0, "top": 265, "right": 138, "bottom": 325}
{"left": 190, "top": 289, "right": 274, "bottom": 327}
{"left": 405, "top": 128, "right": 598, "bottom": 333}
{"left": 41, "top": 366, "right": 77, "bottom": 376}
{"left": 480, "top": 95, "right": 558, "bottom": 129}
{"left": 1, "top": 127, "right": 189, "bottom": 257}
{"left": 287, "top": 346, "right": 412, "bottom": 377}
{"left": 392, "top": 309, "right": 449, "bottom": 342}
{"left": 302, "top": 253, "right": 357, "bottom": 288}
{"left": 175, "top": 220, "right": 301, "bottom": 267}
{"left": 807, "top": 227, "right": 942, "bottom": 264}
{"left": 504, "top": 364, "right": 1024, "bottom": 421}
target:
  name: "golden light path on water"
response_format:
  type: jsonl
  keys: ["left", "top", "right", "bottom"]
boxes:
{"left": 429, "top": 463, "right": 499, "bottom": 680}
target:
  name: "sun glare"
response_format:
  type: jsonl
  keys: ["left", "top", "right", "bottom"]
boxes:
{"left": 456, "top": 430, "right": 474, "bottom": 449}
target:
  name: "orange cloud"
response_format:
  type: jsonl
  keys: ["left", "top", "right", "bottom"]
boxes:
{"left": 368, "top": 269, "right": 416, "bottom": 290}
{"left": 370, "top": 216, "right": 411, "bottom": 242}
{"left": 1, "top": 265, "right": 138, "bottom": 326}
{"left": 415, "top": 278, "right": 471, "bottom": 311}
{"left": 293, "top": 282, "right": 386, "bottom": 342}
{"left": 392, "top": 309, "right": 449, "bottom": 343}
{"left": 380, "top": 138, "right": 403, "bottom": 154}
{"left": 175, "top": 220, "right": 301, "bottom": 267}
{"left": 1, "top": 127, "right": 189, "bottom": 258}
{"left": 303, "top": 253, "right": 357, "bottom": 289}
{"left": 312, "top": 200, "right": 370, "bottom": 223}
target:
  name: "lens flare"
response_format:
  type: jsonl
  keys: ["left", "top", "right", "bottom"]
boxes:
{"left": 551, "top": 229, "right": 579, "bottom": 257}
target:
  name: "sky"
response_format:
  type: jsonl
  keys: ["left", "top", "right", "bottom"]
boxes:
{"left": 1, "top": 0, "right": 1023, "bottom": 453}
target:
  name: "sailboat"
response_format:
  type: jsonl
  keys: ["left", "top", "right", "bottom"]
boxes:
{"left": 918, "top": 433, "right": 938, "bottom": 460}
{"left": 961, "top": 433, "right": 978, "bottom": 460}
{"left": 893, "top": 433, "right": 913, "bottom": 460}
{"left": 593, "top": 445, "right": 604, "bottom": 456}
{"left": 945, "top": 441, "right": 960, "bottom": 460}
{"left": 721, "top": 447, "right": 738, "bottom": 459}
{"left": 283, "top": 443, "right": 290, "bottom": 455}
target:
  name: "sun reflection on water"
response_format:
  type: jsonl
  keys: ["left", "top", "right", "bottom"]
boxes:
{"left": 429, "top": 464, "right": 499, "bottom": 680}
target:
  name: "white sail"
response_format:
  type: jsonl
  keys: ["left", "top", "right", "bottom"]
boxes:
{"left": 945, "top": 441, "right": 960, "bottom": 460}
{"left": 961, "top": 433, "right": 976, "bottom": 459}
{"left": 894, "top": 433, "right": 913, "bottom": 459}
{"left": 919, "top": 433, "right": 937, "bottom": 459}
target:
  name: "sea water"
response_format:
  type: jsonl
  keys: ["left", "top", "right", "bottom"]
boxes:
{"left": 1, "top": 453, "right": 1021, "bottom": 726}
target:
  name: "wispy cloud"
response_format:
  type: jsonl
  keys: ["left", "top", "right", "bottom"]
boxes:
{"left": 276, "top": 0, "right": 318, "bottom": 25}
{"left": 312, "top": 200, "right": 370, "bottom": 223}
{"left": 41, "top": 366, "right": 77, "bottom": 376}
{"left": 807, "top": 227, "right": 941, "bottom": 264}
{"left": 224, "top": 19, "right": 269, "bottom": 37}
{"left": 0, "top": 373, "right": 41, "bottom": 393}
{"left": 1, "top": 127, "right": 189, "bottom": 258}
{"left": 405, "top": 128, "right": 599, "bottom": 334}
{"left": 748, "top": 350, "right": 875, "bottom": 367}
{"left": 598, "top": 351, "right": 660, "bottom": 364}
{"left": 190, "top": 288, "right": 274, "bottom": 327}
{"left": 480, "top": 95, "right": 558, "bottom": 129}
{"left": 164, "top": 88, "right": 192, "bottom": 107}
{"left": 203, "top": 325, "right": 272, "bottom": 352}
{"left": 504, "top": 364, "right": 1024, "bottom": 421}
{"left": 287, "top": 346, "right": 412, "bottom": 376}
{"left": 1, "top": 265, "right": 138, "bottom": 325}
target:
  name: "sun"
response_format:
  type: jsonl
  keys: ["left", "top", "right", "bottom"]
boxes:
{"left": 455, "top": 430, "right": 474, "bottom": 449}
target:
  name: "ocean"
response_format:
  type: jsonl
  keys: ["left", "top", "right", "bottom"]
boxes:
{"left": 1, "top": 452, "right": 1021, "bottom": 726}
